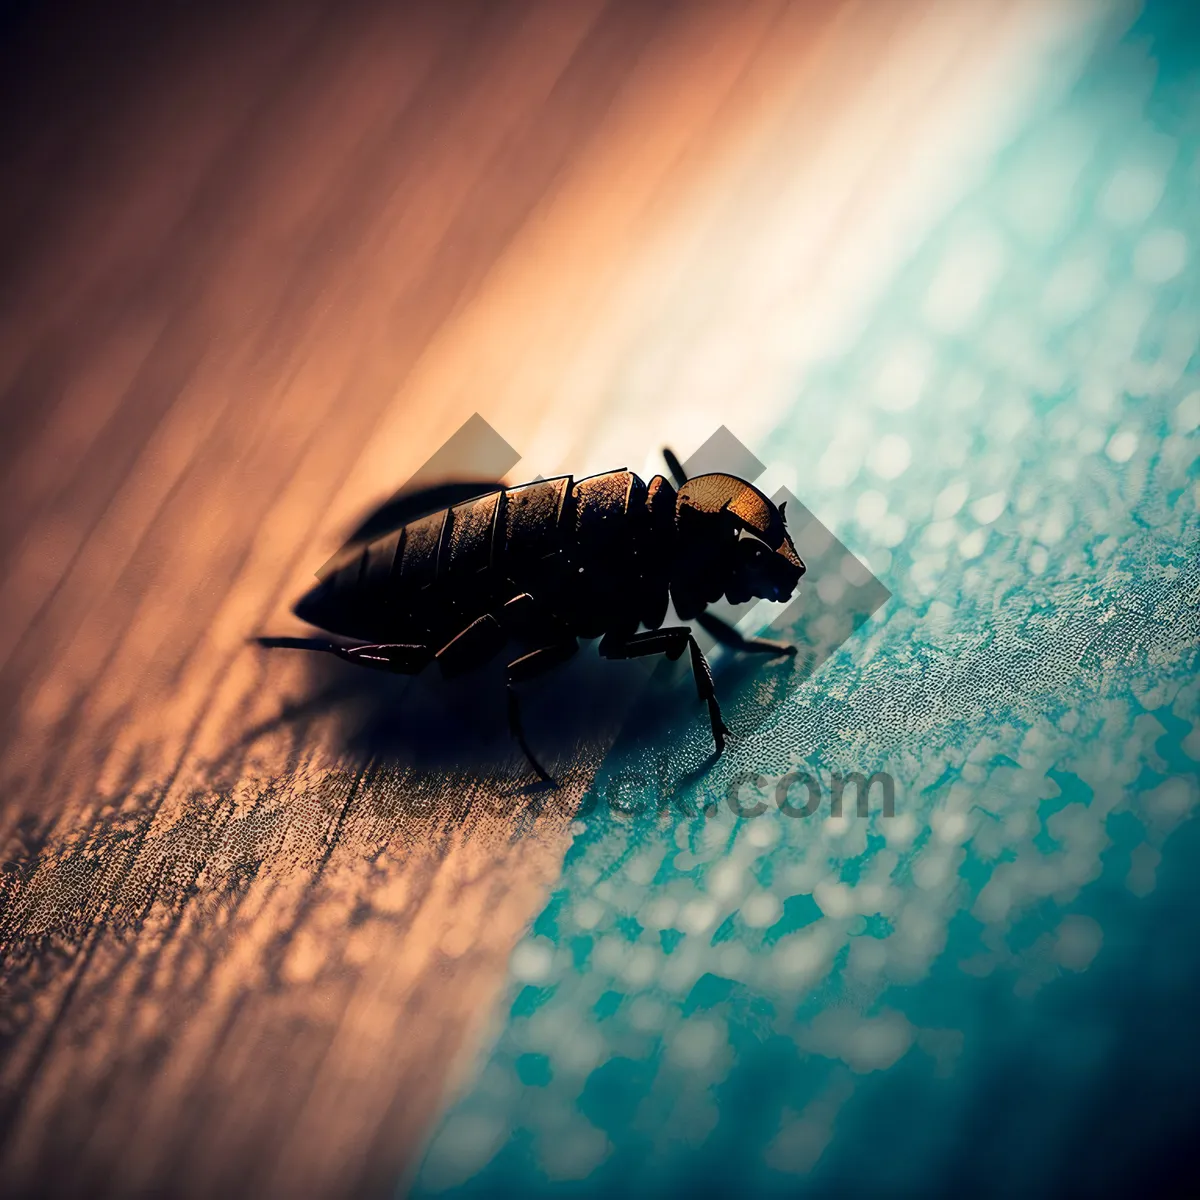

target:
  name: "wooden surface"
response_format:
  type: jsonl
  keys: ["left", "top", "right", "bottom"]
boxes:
{"left": 0, "top": 1, "right": 1070, "bottom": 1195}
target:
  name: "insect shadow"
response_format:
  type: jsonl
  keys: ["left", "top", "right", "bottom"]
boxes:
{"left": 233, "top": 634, "right": 767, "bottom": 798}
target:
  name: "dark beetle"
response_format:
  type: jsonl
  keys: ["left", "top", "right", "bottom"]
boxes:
{"left": 258, "top": 449, "right": 805, "bottom": 782}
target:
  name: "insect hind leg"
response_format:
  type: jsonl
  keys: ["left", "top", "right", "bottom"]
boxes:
{"left": 504, "top": 639, "right": 579, "bottom": 786}
{"left": 255, "top": 636, "right": 433, "bottom": 674}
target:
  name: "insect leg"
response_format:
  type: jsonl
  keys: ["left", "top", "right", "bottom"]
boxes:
{"left": 506, "top": 639, "right": 580, "bottom": 784}
{"left": 500, "top": 592, "right": 570, "bottom": 644}
{"left": 256, "top": 636, "right": 432, "bottom": 673}
{"left": 434, "top": 614, "right": 507, "bottom": 679}
{"left": 695, "top": 610, "right": 796, "bottom": 656}
{"left": 686, "top": 634, "right": 731, "bottom": 754}
{"left": 598, "top": 628, "right": 690, "bottom": 661}
{"left": 599, "top": 628, "right": 730, "bottom": 754}
{"left": 344, "top": 644, "right": 435, "bottom": 672}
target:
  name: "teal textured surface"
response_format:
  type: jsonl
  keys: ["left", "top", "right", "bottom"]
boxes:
{"left": 416, "top": 4, "right": 1200, "bottom": 1193}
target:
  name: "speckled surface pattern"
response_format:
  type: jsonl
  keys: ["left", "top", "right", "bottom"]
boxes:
{"left": 415, "top": 6, "right": 1200, "bottom": 1195}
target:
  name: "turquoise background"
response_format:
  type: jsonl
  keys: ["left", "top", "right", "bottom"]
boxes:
{"left": 415, "top": 3, "right": 1200, "bottom": 1194}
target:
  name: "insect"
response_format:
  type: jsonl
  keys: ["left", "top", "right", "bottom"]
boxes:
{"left": 258, "top": 448, "right": 805, "bottom": 783}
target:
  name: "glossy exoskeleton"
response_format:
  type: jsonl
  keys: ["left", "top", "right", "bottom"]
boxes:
{"left": 258, "top": 449, "right": 805, "bottom": 782}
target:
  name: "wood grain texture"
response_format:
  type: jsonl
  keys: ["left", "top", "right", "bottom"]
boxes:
{"left": 0, "top": 0, "right": 1048, "bottom": 1194}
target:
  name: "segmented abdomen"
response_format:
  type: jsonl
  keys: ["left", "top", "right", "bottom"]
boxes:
{"left": 309, "top": 470, "right": 673, "bottom": 643}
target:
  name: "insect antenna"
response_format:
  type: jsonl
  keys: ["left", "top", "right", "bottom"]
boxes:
{"left": 662, "top": 446, "right": 688, "bottom": 487}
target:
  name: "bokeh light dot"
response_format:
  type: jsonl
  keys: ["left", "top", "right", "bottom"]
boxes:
{"left": 1105, "top": 430, "right": 1138, "bottom": 462}
{"left": 867, "top": 434, "right": 912, "bottom": 480}
{"left": 1098, "top": 163, "right": 1166, "bottom": 225}
{"left": 1133, "top": 228, "right": 1187, "bottom": 283}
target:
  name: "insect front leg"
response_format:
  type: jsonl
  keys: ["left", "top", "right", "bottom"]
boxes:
{"left": 695, "top": 610, "right": 796, "bottom": 656}
{"left": 599, "top": 628, "right": 730, "bottom": 755}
